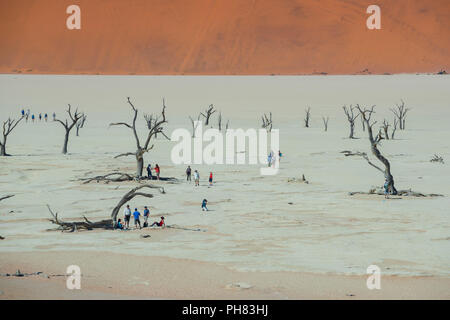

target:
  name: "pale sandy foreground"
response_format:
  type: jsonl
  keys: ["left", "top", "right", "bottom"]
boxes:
{"left": 1, "top": 251, "right": 449, "bottom": 299}
{"left": 0, "top": 75, "right": 449, "bottom": 299}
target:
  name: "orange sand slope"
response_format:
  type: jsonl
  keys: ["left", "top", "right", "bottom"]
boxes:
{"left": 0, "top": 0, "right": 449, "bottom": 75}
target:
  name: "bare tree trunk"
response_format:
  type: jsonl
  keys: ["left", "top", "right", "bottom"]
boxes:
{"left": 218, "top": 112, "right": 222, "bottom": 131}
{"left": 1, "top": 116, "right": 24, "bottom": 156}
{"left": 343, "top": 105, "right": 359, "bottom": 139}
{"left": 322, "top": 116, "right": 329, "bottom": 132}
{"left": 261, "top": 112, "right": 273, "bottom": 132}
{"left": 391, "top": 118, "right": 398, "bottom": 139}
{"left": 349, "top": 122, "right": 355, "bottom": 138}
{"left": 0, "top": 143, "right": 6, "bottom": 156}
{"left": 390, "top": 100, "right": 409, "bottom": 130}
{"left": 136, "top": 152, "right": 144, "bottom": 178}
{"left": 62, "top": 131, "right": 69, "bottom": 154}
{"left": 382, "top": 119, "right": 390, "bottom": 140}
{"left": 304, "top": 107, "right": 311, "bottom": 128}
{"left": 111, "top": 97, "right": 169, "bottom": 179}
{"left": 200, "top": 104, "right": 216, "bottom": 126}
{"left": 357, "top": 105, "right": 398, "bottom": 195}
{"left": 55, "top": 105, "right": 82, "bottom": 155}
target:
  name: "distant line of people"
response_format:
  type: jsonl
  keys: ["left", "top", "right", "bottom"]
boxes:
{"left": 21, "top": 109, "right": 56, "bottom": 123}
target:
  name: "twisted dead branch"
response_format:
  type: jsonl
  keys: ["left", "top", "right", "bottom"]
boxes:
{"left": 110, "top": 97, "right": 169, "bottom": 178}
{"left": 111, "top": 184, "right": 165, "bottom": 222}
{"left": 1, "top": 116, "right": 24, "bottom": 156}
{"left": 0, "top": 194, "right": 14, "bottom": 202}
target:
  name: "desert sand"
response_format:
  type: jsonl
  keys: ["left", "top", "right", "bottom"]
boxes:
{"left": 1, "top": 0, "right": 449, "bottom": 75}
{"left": 0, "top": 74, "right": 449, "bottom": 299}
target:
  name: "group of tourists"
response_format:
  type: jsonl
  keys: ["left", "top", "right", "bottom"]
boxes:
{"left": 21, "top": 109, "right": 56, "bottom": 123}
{"left": 146, "top": 164, "right": 161, "bottom": 180}
{"left": 117, "top": 204, "right": 165, "bottom": 230}
{"left": 185, "top": 166, "right": 213, "bottom": 186}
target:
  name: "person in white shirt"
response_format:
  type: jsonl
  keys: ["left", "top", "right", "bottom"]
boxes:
{"left": 194, "top": 170, "right": 200, "bottom": 186}
{"left": 123, "top": 204, "right": 132, "bottom": 229}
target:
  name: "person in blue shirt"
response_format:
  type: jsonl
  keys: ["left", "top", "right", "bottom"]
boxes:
{"left": 143, "top": 206, "right": 150, "bottom": 226}
{"left": 201, "top": 199, "right": 208, "bottom": 211}
{"left": 133, "top": 208, "right": 141, "bottom": 229}
{"left": 21, "top": 109, "right": 25, "bottom": 116}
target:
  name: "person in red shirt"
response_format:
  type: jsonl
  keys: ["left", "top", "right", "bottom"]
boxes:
{"left": 151, "top": 216, "right": 165, "bottom": 228}
{"left": 155, "top": 164, "right": 160, "bottom": 180}
{"left": 209, "top": 172, "right": 213, "bottom": 186}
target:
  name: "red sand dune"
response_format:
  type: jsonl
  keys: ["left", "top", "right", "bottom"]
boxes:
{"left": 0, "top": 0, "right": 449, "bottom": 75}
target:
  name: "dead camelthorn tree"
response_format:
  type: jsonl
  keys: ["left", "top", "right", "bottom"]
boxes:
{"left": 75, "top": 113, "right": 87, "bottom": 136}
{"left": 381, "top": 119, "right": 390, "bottom": 140}
{"left": 110, "top": 97, "right": 169, "bottom": 178}
{"left": 1, "top": 115, "right": 24, "bottom": 156}
{"left": 189, "top": 114, "right": 201, "bottom": 138}
{"left": 356, "top": 104, "right": 398, "bottom": 195}
{"left": 391, "top": 118, "right": 398, "bottom": 139}
{"left": 54, "top": 105, "right": 82, "bottom": 154}
{"left": 200, "top": 104, "right": 216, "bottom": 126}
{"left": 217, "top": 112, "right": 222, "bottom": 131}
{"left": 304, "top": 107, "right": 311, "bottom": 128}
{"left": 390, "top": 100, "right": 409, "bottom": 130}
{"left": 361, "top": 114, "right": 366, "bottom": 132}
{"left": 261, "top": 112, "right": 273, "bottom": 132}
{"left": 322, "top": 116, "right": 329, "bottom": 132}
{"left": 343, "top": 105, "right": 359, "bottom": 139}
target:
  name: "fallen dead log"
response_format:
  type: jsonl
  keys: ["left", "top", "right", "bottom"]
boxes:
{"left": 0, "top": 270, "right": 67, "bottom": 278}
{"left": 348, "top": 188, "right": 443, "bottom": 197}
{"left": 47, "top": 205, "right": 113, "bottom": 232}
{"left": 0, "top": 194, "right": 14, "bottom": 202}
{"left": 80, "top": 172, "right": 136, "bottom": 184}
{"left": 80, "top": 172, "right": 178, "bottom": 184}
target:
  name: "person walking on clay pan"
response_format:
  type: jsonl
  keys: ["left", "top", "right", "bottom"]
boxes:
{"left": 209, "top": 172, "right": 213, "bottom": 186}
{"left": 186, "top": 165, "right": 192, "bottom": 182}
{"left": 143, "top": 206, "right": 150, "bottom": 227}
{"left": 133, "top": 208, "right": 141, "bottom": 229}
{"left": 202, "top": 199, "right": 208, "bottom": 211}
{"left": 194, "top": 170, "right": 200, "bottom": 186}
{"left": 123, "top": 204, "right": 132, "bottom": 229}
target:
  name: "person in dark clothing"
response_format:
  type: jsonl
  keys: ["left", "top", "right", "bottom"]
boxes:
{"left": 186, "top": 166, "right": 192, "bottom": 181}
{"left": 147, "top": 164, "right": 153, "bottom": 179}
{"left": 202, "top": 199, "right": 208, "bottom": 211}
